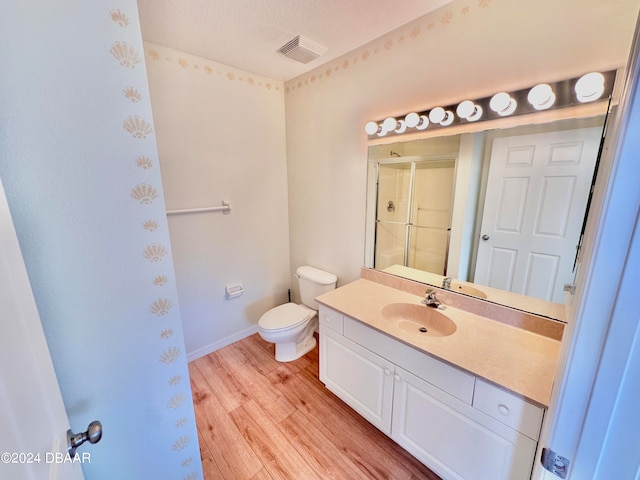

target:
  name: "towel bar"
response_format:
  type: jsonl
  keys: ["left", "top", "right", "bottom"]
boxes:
{"left": 166, "top": 200, "right": 231, "bottom": 216}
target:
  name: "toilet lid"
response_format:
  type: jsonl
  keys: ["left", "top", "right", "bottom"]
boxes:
{"left": 258, "top": 303, "right": 315, "bottom": 330}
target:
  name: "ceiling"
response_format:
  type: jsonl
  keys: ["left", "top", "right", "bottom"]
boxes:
{"left": 136, "top": 0, "right": 453, "bottom": 81}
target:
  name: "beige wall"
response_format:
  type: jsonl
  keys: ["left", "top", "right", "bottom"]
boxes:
{"left": 145, "top": 43, "right": 290, "bottom": 358}
{"left": 284, "top": 0, "right": 639, "bottom": 291}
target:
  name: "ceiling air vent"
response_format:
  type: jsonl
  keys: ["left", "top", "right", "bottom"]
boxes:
{"left": 277, "top": 35, "right": 327, "bottom": 64}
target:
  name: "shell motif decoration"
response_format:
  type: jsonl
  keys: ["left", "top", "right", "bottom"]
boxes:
{"left": 123, "top": 86, "right": 141, "bottom": 102}
{"left": 109, "top": 9, "right": 130, "bottom": 27}
{"left": 143, "top": 243, "right": 167, "bottom": 262}
{"left": 176, "top": 418, "right": 188, "bottom": 428}
{"left": 159, "top": 328, "right": 174, "bottom": 339}
{"left": 181, "top": 457, "right": 193, "bottom": 467}
{"left": 110, "top": 41, "right": 140, "bottom": 68}
{"left": 160, "top": 346, "right": 181, "bottom": 364}
{"left": 143, "top": 220, "right": 159, "bottom": 232}
{"left": 153, "top": 275, "right": 168, "bottom": 286}
{"left": 167, "top": 392, "right": 187, "bottom": 410}
{"left": 123, "top": 115, "right": 153, "bottom": 138}
{"left": 171, "top": 435, "right": 190, "bottom": 452}
{"left": 150, "top": 298, "right": 173, "bottom": 316}
{"left": 131, "top": 183, "right": 158, "bottom": 204}
{"left": 136, "top": 156, "right": 153, "bottom": 170}
{"left": 184, "top": 472, "right": 197, "bottom": 480}
{"left": 168, "top": 374, "right": 182, "bottom": 385}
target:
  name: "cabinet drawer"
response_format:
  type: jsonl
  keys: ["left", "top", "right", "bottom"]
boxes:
{"left": 473, "top": 379, "right": 544, "bottom": 440}
{"left": 318, "top": 305, "right": 344, "bottom": 334}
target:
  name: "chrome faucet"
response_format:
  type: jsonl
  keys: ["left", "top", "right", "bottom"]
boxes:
{"left": 442, "top": 277, "right": 452, "bottom": 290}
{"left": 422, "top": 289, "right": 445, "bottom": 309}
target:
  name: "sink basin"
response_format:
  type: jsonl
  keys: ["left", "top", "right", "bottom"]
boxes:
{"left": 381, "top": 303, "right": 457, "bottom": 337}
{"left": 450, "top": 282, "right": 488, "bottom": 299}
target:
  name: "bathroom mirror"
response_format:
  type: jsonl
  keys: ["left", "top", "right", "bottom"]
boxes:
{"left": 364, "top": 110, "right": 611, "bottom": 321}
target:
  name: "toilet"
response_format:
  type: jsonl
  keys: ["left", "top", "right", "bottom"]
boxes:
{"left": 258, "top": 266, "right": 337, "bottom": 362}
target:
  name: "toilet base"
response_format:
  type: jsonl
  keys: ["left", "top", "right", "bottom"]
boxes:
{"left": 260, "top": 316, "right": 318, "bottom": 362}
{"left": 274, "top": 334, "right": 317, "bottom": 362}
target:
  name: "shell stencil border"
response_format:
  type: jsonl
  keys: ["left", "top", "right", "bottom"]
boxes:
{"left": 108, "top": 7, "right": 200, "bottom": 479}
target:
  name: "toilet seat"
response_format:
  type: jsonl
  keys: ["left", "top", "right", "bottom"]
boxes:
{"left": 258, "top": 303, "right": 315, "bottom": 332}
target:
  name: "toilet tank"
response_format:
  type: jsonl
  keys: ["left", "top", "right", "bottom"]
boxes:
{"left": 296, "top": 266, "right": 337, "bottom": 310}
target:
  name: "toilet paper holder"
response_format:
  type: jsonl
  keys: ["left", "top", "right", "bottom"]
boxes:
{"left": 225, "top": 282, "right": 245, "bottom": 299}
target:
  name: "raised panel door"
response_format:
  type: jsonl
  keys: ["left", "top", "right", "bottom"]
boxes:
{"left": 319, "top": 327, "right": 395, "bottom": 434}
{"left": 392, "top": 367, "right": 537, "bottom": 480}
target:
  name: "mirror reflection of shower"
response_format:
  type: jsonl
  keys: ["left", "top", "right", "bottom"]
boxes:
{"left": 374, "top": 156, "right": 456, "bottom": 276}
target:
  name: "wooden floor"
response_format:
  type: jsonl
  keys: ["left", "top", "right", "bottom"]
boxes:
{"left": 189, "top": 333, "right": 442, "bottom": 480}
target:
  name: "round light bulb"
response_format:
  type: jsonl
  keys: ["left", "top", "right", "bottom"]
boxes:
{"left": 404, "top": 112, "right": 420, "bottom": 128}
{"left": 456, "top": 100, "right": 476, "bottom": 119}
{"left": 394, "top": 119, "right": 407, "bottom": 134}
{"left": 575, "top": 72, "right": 605, "bottom": 103}
{"left": 429, "top": 107, "right": 446, "bottom": 124}
{"left": 365, "top": 121, "right": 379, "bottom": 135}
{"left": 490, "top": 92, "right": 510, "bottom": 112}
{"left": 467, "top": 105, "right": 483, "bottom": 122}
{"left": 415, "top": 115, "right": 429, "bottom": 130}
{"left": 440, "top": 110, "right": 455, "bottom": 126}
{"left": 528, "top": 84, "right": 555, "bottom": 110}
{"left": 490, "top": 92, "right": 517, "bottom": 116}
{"left": 382, "top": 117, "right": 397, "bottom": 131}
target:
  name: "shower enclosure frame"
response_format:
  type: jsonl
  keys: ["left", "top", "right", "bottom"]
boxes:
{"left": 365, "top": 154, "right": 458, "bottom": 276}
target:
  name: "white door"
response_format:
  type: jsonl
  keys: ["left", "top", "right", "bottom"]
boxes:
{"left": 0, "top": 179, "right": 84, "bottom": 480}
{"left": 474, "top": 127, "right": 601, "bottom": 302}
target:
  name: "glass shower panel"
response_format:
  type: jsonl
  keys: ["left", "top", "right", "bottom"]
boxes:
{"left": 407, "top": 225, "right": 451, "bottom": 274}
{"left": 374, "top": 163, "right": 411, "bottom": 270}
{"left": 374, "top": 158, "right": 455, "bottom": 275}
{"left": 409, "top": 160, "right": 455, "bottom": 274}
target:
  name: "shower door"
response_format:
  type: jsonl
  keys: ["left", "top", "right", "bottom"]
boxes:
{"left": 374, "top": 158, "right": 455, "bottom": 275}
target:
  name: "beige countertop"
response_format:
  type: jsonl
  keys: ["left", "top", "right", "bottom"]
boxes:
{"left": 316, "top": 278, "right": 561, "bottom": 407}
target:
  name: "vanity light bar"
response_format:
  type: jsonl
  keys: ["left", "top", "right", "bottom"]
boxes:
{"left": 365, "top": 70, "right": 616, "bottom": 138}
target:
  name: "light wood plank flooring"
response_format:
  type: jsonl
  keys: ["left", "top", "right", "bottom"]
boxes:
{"left": 190, "top": 333, "right": 441, "bottom": 480}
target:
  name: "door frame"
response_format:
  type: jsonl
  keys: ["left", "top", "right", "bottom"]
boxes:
{"left": 532, "top": 14, "right": 640, "bottom": 479}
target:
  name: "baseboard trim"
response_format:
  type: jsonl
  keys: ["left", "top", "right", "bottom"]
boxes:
{"left": 187, "top": 325, "right": 260, "bottom": 362}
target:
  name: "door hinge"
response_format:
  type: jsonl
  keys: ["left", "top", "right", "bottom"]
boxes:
{"left": 541, "top": 447, "right": 570, "bottom": 479}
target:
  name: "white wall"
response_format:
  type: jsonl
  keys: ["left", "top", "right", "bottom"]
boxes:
{"left": 144, "top": 44, "right": 290, "bottom": 359}
{"left": 284, "top": 0, "right": 639, "bottom": 289}
{"left": 0, "top": 3, "right": 202, "bottom": 479}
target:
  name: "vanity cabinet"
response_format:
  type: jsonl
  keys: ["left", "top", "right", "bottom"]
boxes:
{"left": 318, "top": 305, "right": 543, "bottom": 480}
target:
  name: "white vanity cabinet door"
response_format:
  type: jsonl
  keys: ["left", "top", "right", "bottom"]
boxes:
{"left": 320, "top": 327, "right": 395, "bottom": 434}
{"left": 392, "top": 367, "right": 538, "bottom": 480}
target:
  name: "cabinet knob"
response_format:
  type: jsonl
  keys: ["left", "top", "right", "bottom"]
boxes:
{"left": 384, "top": 368, "right": 391, "bottom": 376}
{"left": 497, "top": 404, "right": 510, "bottom": 416}
{"left": 394, "top": 374, "right": 401, "bottom": 382}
